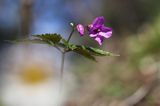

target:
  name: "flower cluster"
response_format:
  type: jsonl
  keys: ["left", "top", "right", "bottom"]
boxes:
{"left": 76, "top": 16, "right": 112, "bottom": 45}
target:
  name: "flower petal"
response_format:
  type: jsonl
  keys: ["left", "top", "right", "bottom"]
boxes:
{"left": 99, "top": 31, "right": 112, "bottom": 38}
{"left": 101, "top": 26, "right": 112, "bottom": 32}
{"left": 94, "top": 36, "right": 104, "bottom": 45}
{"left": 76, "top": 24, "right": 84, "bottom": 36}
{"left": 89, "top": 33, "right": 98, "bottom": 37}
{"left": 92, "top": 16, "right": 104, "bottom": 26}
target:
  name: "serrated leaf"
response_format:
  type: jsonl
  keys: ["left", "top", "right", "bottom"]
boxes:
{"left": 69, "top": 45, "right": 119, "bottom": 56}
{"left": 73, "top": 46, "right": 96, "bottom": 61}
{"left": 33, "top": 33, "right": 62, "bottom": 44}
{"left": 87, "top": 47, "right": 120, "bottom": 56}
{"left": 66, "top": 44, "right": 119, "bottom": 61}
{"left": 5, "top": 39, "right": 47, "bottom": 44}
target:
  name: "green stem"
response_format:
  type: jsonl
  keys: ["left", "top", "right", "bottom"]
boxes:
{"left": 60, "top": 52, "right": 65, "bottom": 78}
{"left": 60, "top": 52, "right": 65, "bottom": 90}
{"left": 59, "top": 27, "right": 75, "bottom": 90}
{"left": 67, "top": 28, "right": 74, "bottom": 43}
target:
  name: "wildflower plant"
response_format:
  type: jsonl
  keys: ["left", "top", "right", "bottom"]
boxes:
{"left": 10, "top": 16, "right": 119, "bottom": 88}
{"left": 77, "top": 16, "right": 112, "bottom": 45}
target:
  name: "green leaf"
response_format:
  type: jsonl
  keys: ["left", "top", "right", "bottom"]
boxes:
{"left": 6, "top": 33, "right": 64, "bottom": 48}
{"left": 66, "top": 44, "right": 119, "bottom": 61}
{"left": 6, "top": 33, "right": 119, "bottom": 62}
{"left": 5, "top": 39, "right": 47, "bottom": 44}
{"left": 69, "top": 45, "right": 119, "bottom": 56}
{"left": 33, "top": 33, "right": 62, "bottom": 45}
{"left": 73, "top": 46, "right": 96, "bottom": 61}
{"left": 61, "top": 39, "right": 68, "bottom": 47}
{"left": 68, "top": 44, "right": 77, "bottom": 50}
{"left": 87, "top": 47, "right": 120, "bottom": 56}
{"left": 61, "top": 39, "right": 78, "bottom": 51}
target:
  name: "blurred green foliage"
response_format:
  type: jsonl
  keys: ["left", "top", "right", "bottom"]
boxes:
{"left": 73, "top": 12, "right": 160, "bottom": 106}
{"left": 128, "top": 15, "right": 160, "bottom": 66}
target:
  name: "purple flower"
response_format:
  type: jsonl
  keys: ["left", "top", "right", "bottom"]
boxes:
{"left": 87, "top": 16, "right": 112, "bottom": 45}
{"left": 76, "top": 24, "right": 84, "bottom": 36}
{"left": 76, "top": 16, "right": 112, "bottom": 45}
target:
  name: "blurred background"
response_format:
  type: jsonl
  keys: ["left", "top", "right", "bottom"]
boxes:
{"left": 0, "top": 0, "right": 160, "bottom": 106}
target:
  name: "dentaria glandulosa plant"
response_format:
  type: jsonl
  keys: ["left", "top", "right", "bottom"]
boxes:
{"left": 11, "top": 16, "right": 119, "bottom": 88}
{"left": 77, "top": 16, "right": 112, "bottom": 45}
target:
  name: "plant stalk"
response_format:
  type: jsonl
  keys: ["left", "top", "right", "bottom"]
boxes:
{"left": 60, "top": 52, "right": 65, "bottom": 89}
{"left": 67, "top": 28, "right": 74, "bottom": 43}
{"left": 58, "top": 51, "right": 65, "bottom": 106}
{"left": 59, "top": 27, "right": 74, "bottom": 90}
